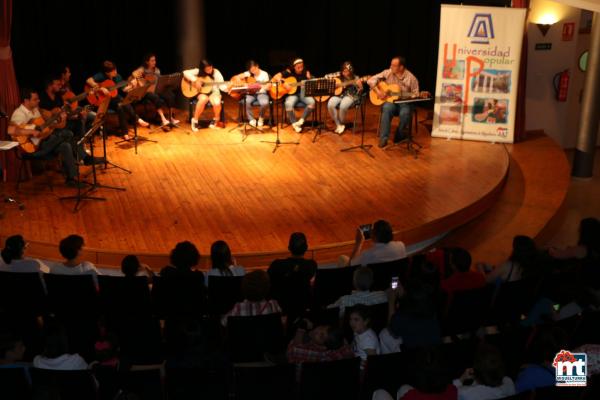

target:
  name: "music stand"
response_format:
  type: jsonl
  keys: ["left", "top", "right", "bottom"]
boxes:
{"left": 59, "top": 97, "right": 125, "bottom": 212}
{"left": 116, "top": 82, "right": 157, "bottom": 154}
{"left": 304, "top": 78, "right": 336, "bottom": 143}
{"left": 148, "top": 72, "right": 183, "bottom": 132}
{"left": 260, "top": 81, "right": 300, "bottom": 153}
{"left": 340, "top": 95, "right": 373, "bottom": 158}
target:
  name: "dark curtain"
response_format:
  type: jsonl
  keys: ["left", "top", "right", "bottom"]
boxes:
{"left": 512, "top": 0, "right": 529, "bottom": 142}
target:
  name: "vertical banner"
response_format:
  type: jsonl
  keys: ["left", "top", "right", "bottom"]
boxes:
{"left": 432, "top": 5, "right": 526, "bottom": 143}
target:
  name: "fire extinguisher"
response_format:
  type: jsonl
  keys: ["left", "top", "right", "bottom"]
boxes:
{"left": 553, "top": 70, "right": 569, "bottom": 102}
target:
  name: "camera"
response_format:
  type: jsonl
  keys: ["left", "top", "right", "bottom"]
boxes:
{"left": 359, "top": 224, "right": 372, "bottom": 240}
{"left": 391, "top": 276, "right": 399, "bottom": 289}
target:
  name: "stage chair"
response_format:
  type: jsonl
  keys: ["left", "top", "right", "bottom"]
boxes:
{"left": 234, "top": 364, "right": 296, "bottom": 400}
{"left": 298, "top": 357, "right": 361, "bottom": 400}
{"left": 30, "top": 368, "right": 98, "bottom": 400}
{"left": 362, "top": 352, "right": 409, "bottom": 400}
{"left": 313, "top": 266, "right": 356, "bottom": 309}
{"left": 375, "top": 104, "right": 419, "bottom": 140}
{"left": 226, "top": 313, "right": 286, "bottom": 363}
{"left": 234, "top": 96, "right": 276, "bottom": 128}
{"left": 207, "top": 275, "right": 243, "bottom": 317}
{"left": 15, "top": 149, "right": 57, "bottom": 191}
{"left": 187, "top": 98, "right": 225, "bottom": 126}
{"left": 366, "top": 258, "right": 410, "bottom": 291}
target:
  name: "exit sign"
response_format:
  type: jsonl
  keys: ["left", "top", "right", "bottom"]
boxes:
{"left": 535, "top": 43, "right": 552, "bottom": 51}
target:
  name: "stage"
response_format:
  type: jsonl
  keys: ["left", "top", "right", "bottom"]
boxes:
{"left": 1, "top": 105, "right": 510, "bottom": 269}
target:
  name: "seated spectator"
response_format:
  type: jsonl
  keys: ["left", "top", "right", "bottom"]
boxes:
{"left": 328, "top": 267, "right": 389, "bottom": 317}
{"left": 221, "top": 270, "right": 281, "bottom": 326}
{"left": 349, "top": 304, "right": 380, "bottom": 364}
{"left": 385, "top": 280, "right": 441, "bottom": 350}
{"left": 453, "top": 344, "right": 515, "bottom": 400}
{"left": 373, "top": 347, "right": 457, "bottom": 399}
{"left": 286, "top": 319, "right": 354, "bottom": 363}
{"left": 205, "top": 240, "right": 245, "bottom": 285}
{"left": 478, "top": 235, "right": 540, "bottom": 284}
{"left": 47, "top": 235, "right": 100, "bottom": 284}
{"left": 33, "top": 320, "right": 88, "bottom": 370}
{"left": 268, "top": 232, "right": 317, "bottom": 320}
{"left": 121, "top": 254, "right": 154, "bottom": 281}
{"left": 440, "top": 248, "right": 485, "bottom": 294}
{"left": 348, "top": 220, "right": 407, "bottom": 266}
{"left": 160, "top": 241, "right": 204, "bottom": 278}
{"left": 0, "top": 234, "right": 48, "bottom": 273}
{"left": 409, "top": 254, "right": 441, "bottom": 290}
{"left": 515, "top": 327, "right": 566, "bottom": 393}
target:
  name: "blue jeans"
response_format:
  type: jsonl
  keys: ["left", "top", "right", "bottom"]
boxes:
{"left": 33, "top": 129, "right": 77, "bottom": 180}
{"left": 327, "top": 95, "right": 355, "bottom": 126}
{"left": 379, "top": 102, "right": 413, "bottom": 143}
{"left": 285, "top": 89, "right": 315, "bottom": 123}
{"left": 245, "top": 93, "right": 269, "bottom": 121}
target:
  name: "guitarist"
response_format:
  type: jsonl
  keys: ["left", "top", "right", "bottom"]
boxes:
{"left": 8, "top": 89, "right": 82, "bottom": 188}
{"left": 325, "top": 61, "right": 363, "bottom": 135}
{"left": 230, "top": 60, "right": 271, "bottom": 128}
{"left": 272, "top": 58, "right": 315, "bottom": 133}
{"left": 183, "top": 59, "right": 226, "bottom": 132}
{"left": 39, "top": 77, "right": 103, "bottom": 166}
{"left": 367, "top": 56, "right": 419, "bottom": 148}
{"left": 85, "top": 60, "right": 149, "bottom": 139}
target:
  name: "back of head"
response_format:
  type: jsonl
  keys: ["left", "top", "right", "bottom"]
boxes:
{"left": 353, "top": 267, "right": 374, "bottom": 291}
{"left": 450, "top": 247, "right": 472, "bottom": 273}
{"left": 121, "top": 255, "right": 141, "bottom": 277}
{"left": 412, "top": 347, "right": 451, "bottom": 393}
{"left": 41, "top": 319, "right": 69, "bottom": 359}
{"left": 1, "top": 234, "right": 26, "bottom": 264}
{"left": 241, "top": 270, "right": 271, "bottom": 302}
{"left": 399, "top": 279, "right": 436, "bottom": 317}
{"left": 288, "top": 232, "right": 308, "bottom": 256}
{"left": 473, "top": 344, "right": 505, "bottom": 387}
{"left": 169, "top": 241, "right": 200, "bottom": 271}
{"left": 210, "top": 240, "right": 233, "bottom": 274}
{"left": 372, "top": 220, "right": 393, "bottom": 244}
{"left": 59, "top": 234, "right": 84, "bottom": 261}
{"left": 510, "top": 235, "right": 538, "bottom": 274}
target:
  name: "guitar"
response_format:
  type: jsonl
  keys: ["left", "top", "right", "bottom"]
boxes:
{"left": 268, "top": 76, "right": 306, "bottom": 100}
{"left": 85, "top": 79, "right": 131, "bottom": 106}
{"left": 369, "top": 81, "right": 431, "bottom": 106}
{"left": 228, "top": 76, "right": 271, "bottom": 101}
{"left": 11, "top": 107, "right": 68, "bottom": 153}
{"left": 61, "top": 90, "right": 89, "bottom": 112}
{"left": 180, "top": 75, "right": 231, "bottom": 98}
{"left": 315, "top": 75, "right": 371, "bottom": 102}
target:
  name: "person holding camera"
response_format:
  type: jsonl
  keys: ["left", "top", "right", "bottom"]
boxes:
{"left": 345, "top": 220, "right": 407, "bottom": 266}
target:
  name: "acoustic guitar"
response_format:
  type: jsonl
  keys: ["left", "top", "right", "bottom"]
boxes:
{"left": 369, "top": 81, "right": 431, "bottom": 106}
{"left": 85, "top": 79, "right": 131, "bottom": 106}
{"left": 228, "top": 76, "right": 271, "bottom": 101}
{"left": 180, "top": 75, "right": 231, "bottom": 98}
{"left": 11, "top": 108, "right": 68, "bottom": 153}
{"left": 315, "top": 75, "right": 371, "bottom": 102}
{"left": 268, "top": 76, "right": 305, "bottom": 100}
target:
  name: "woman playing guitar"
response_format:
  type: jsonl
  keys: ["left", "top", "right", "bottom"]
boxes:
{"left": 183, "top": 60, "right": 226, "bottom": 132}
{"left": 324, "top": 61, "right": 364, "bottom": 135}
{"left": 230, "top": 60, "right": 271, "bottom": 128}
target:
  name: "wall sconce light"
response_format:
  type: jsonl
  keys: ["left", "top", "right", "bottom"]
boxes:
{"left": 534, "top": 13, "right": 559, "bottom": 36}
{"left": 536, "top": 23, "right": 552, "bottom": 36}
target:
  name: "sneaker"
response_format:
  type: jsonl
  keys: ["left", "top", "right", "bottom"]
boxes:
{"left": 257, "top": 117, "right": 264, "bottom": 127}
{"left": 335, "top": 124, "right": 346, "bottom": 134}
{"left": 292, "top": 118, "right": 304, "bottom": 129}
{"left": 170, "top": 118, "right": 180, "bottom": 125}
{"left": 137, "top": 118, "right": 149, "bottom": 128}
{"left": 209, "top": 120, "right": 222, "bottom": 129}
{"left": 191, "top": 118, "right": 199, "bottom": 132}
{"left": 249, "top": 119, "right": 257, "bottom": 127}
{"left": 293, "top": 124, "right": 302, "bottom": 133}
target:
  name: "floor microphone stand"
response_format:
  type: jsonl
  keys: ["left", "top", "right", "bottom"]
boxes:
{"left": 260, "top": 82, "right": 299, "bottom": 153}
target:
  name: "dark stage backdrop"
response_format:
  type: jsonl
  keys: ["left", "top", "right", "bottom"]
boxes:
{"left": 11, "top": 0, "right": 509, "bottom": 97}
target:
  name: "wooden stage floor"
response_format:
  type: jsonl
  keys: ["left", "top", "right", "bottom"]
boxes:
{"left": 0, "top": 104, "right": 510, "bottom": 268}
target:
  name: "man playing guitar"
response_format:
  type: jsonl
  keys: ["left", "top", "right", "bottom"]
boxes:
{"left": 85, "top": 61, "right": 149, "bottom": 139}
{"left": 183, "top": 59, "right": 226, "bottom": 132}
{"left": 8, "top": 88, "right": 83, "bottom": 188}
{"left": 230, "top": 60, "right": 271, "bottom": 128}
{"left": 367, "top": 56, "right": 420, "bottom": 148}
{"left": 272, "top": 58, "right": 315, "bottom": 133}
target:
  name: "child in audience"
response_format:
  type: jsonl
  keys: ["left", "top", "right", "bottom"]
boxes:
{"left": 349, "top": 304, "right": 380, "bottom": 366}
{"left": 205, "top": 240, "right": 245, "bottom": 286}
{"left": 121, "top": 254, "right": 154, "bottom": 282}
{"left": 287, "top": 319, "right": 354, "bottom": 363}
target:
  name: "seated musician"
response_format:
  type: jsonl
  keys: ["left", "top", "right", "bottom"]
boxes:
{"left": 230, "top": 60, "right": 271, "bottom": 128}
{"left": 56, "top": 64, "right": 96, "bottom": 137}
{"left": 8, "top": 88, "right": 83, "bottom": 188}
{"left": 367, "top": 56, "right": 419, "bottom": 148}
{"left": 272, "top": 58, "right": 315, "bottom": 133}
{"left": 183, "top": 59, "right": 226, "bottom": 132}
{"left": 325, "top": 61, "right": 363, "bottom": 135}
{"left": 85, "top": 60, "right": 149, "bottom": 139}
{"left": 129, "top": 53, "right": 179, "bottom": 129}
{"left": 39, "top": 77, "right": 103, "bottom": 166}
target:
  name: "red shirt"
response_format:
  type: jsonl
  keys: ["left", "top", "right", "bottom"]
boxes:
{"left": 440, "top": 271, "right": 485, "bottom": 293}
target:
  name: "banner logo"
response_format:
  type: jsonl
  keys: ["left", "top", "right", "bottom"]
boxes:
{"left": 553, "top": 350, "right": 587, "bottom": 387}
{"left": 468, "top": 14, "right": 495, "bottom": 44}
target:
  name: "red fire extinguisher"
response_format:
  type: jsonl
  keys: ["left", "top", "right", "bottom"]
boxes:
{"left": 553, "top": 70, "right": 569, "bottom": 102}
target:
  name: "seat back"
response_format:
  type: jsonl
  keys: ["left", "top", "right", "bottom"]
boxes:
{"left": 314, "top": 266, "right": 356, "bottom": 308}
{"left": 0, "top": 271, "right": 46, "bottom": 315}
{"left": 226, "top": 313, "right": 285, "bottom": 362}
{"left": 30, "top": 368, "right": 98, "bottom": 400}
{"left": 367, "top": 258, "right": 410, "bottom": 291}
{"left": 207, "top": 276, "right": 243, "bottom": 316}
{"left": 363, "top": 352, "right": 408, "bottom": 398}
{"left": 299, "top": 357, "right": 361, "bottom": 400}
{"left": 98, "top": 275, "right": 151, "bottom": 318}
{"left": 43, "top": 274, "right": 98, "bottom": 317}
{"left": 234, "top": 364, "right": 295, "bottom": 400}
{"left": 151, "top": 274, "right": 207, "bottom": 319}
{"left": 166, "top": 366, "right": 230, "bottom": 400}
{"left": 0, "top": 367, "right": 31, "bottom": 400}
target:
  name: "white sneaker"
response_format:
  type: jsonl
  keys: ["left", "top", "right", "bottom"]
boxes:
{"left": 191, "top": 118, "right": 199, "bottom": 132}
{"left": 249, "top": 119, "right": 257, "bottom": 127}
{"left": 137, "top": 118, "right": 149, "bottom": 128}
{"left": 257, "top": 117, "right": 264, "bottom": 127}
{"left": 292, "top": 118, "right": 304, "bottom": 129}
{"left": 336, "top": 124, "right": 346, "bottom": 134}
{"left": 293, "top": 124, "right": 302, "bottom": 133}
{"left": 209, "top": 120, "right": 217, "bottom": 129}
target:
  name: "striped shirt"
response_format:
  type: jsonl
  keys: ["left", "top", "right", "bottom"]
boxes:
{"left": 221, "top": 299, "right": 282, "bottom": 326}
{"left": 367, "top": 68, "right": 419, "bottom": 97}
{"left": 287, "top": 342, "right": 355, "bottom": 364}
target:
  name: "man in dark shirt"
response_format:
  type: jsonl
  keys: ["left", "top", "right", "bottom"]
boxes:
{"left": 268, "top": 232, "right": 317, "bottom": 320}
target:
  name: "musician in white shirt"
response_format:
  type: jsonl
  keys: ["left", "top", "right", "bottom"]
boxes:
{"left": 183, "top": 59, "right": 227, "bottom": 131}
{"left": 230, "top": 60, "right": 271, "bottom": 128}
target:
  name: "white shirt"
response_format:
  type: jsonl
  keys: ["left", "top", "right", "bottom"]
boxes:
{"left": 33, "top": 353, "right": 88, "bottom": 370}
{"left": 47, "top": 261, "right": 100, "bottom": 286}
{"left": 205, "top": 265, "right": 246, "bottom": 285}
{"left": 0, "top": 257, "right": 49, "bottom": 273}
{"left": 453, "top": 377, "right": 516, "bottom": 400}
{"left": 329, "top": 290, "right": 388, "bottom": 317}
{"left": 10, "top": 104, "right": 41, "bottom": 125}
{"left": 352, "top": 329, "right": 380, "bottom": 360}
{"left": 182, "top": 67, "right": 227, "bottom": 95}
{"left": 355, "top": 241, "right": 407, "bottom": 266}
{"left": 241, "top": 69, "right": 270, "bottom": 93}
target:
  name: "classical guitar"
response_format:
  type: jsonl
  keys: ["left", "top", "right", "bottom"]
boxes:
{"left": 268, "top": 76, "right": 306, "bottom": 100}
{"left": 228, "top": 76, "right": 271, "bottom": 101}
{"left": 11, "top": 108, "right": 68, "bottom": 153}
{"left": 315, "top": 75, "right": 371, "bottom": 102}
{"left": 85, "top": 79, "right": 131, "bottom": 106}
{"left": 369, "top": 81, "right": 431, "bottom": 106}
{"left": 180, "top": 75, "right": 231, "bottom": 98}
{"left": 61, "top": 90, "right": 89, "bottom": 112}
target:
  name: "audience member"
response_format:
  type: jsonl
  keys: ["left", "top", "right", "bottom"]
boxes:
{"left": 268, "top": 232, "right": 317, "bottom": 320}
{"left": 440, "top": 248, "right": 485, "bottom": 294}
{"left": 47, "top": 234, "right": 100, "bottom": 285}
{"left": 33, "top": 320, "right": 88, "bottom": 370}
{"left": 0, "top": 234, "right": 48, "bottom": 273}
{"left": 349, "top": 304, "right": 380, "bottom": 365}
{"left": 160, "top": 241, "right": 204, "bottom": 278}
{"left": 205, "top": 240, "right": 245, "bottom": 285}
{"left": 221, "top": 270, "right": 281, "bottom": 326}
{"left": 121, "top": 254, "right": 154, "bottom": 281}
{"left": 286, "top": 319, "right": 354, "bottom": 363}
{"left": 479, "top": 235, "right": 540, "bottom": 284}
{"left": 328, "top": 267, "right": 389, "bottom": 317}
{"left": 453, "top": 344, "right": 515, "bottom": 400}
{"left": 348, "top": 220, "right": 407, "bottom": 266}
